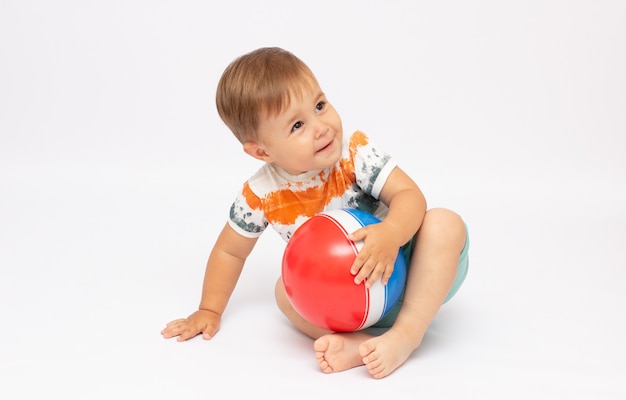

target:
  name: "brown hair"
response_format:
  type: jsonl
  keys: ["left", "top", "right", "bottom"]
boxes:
{"left": 216, "top": 47, "right": 318, "bottom": 143}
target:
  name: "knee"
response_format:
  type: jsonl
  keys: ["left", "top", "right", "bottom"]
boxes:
{"left": 422, "top": 208, "right": 466, "bottom": 247}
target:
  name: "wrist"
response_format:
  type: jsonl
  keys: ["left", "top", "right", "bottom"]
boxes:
{"left": 381, "top": 219, "right": 410, "bottom": 247}
{"left": 197, "top": 308, "right": 222, "bottom": 317}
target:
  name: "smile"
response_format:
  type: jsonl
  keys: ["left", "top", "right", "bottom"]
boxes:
{"left": 316, "top": 140, "right": 333, "bottom": 153}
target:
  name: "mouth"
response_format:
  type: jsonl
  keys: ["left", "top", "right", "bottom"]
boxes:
{"left": 316, "top": 140, "right": 333, "bottom": 153}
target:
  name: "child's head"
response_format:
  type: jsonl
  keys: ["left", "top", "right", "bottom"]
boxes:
{"left": 216, "top": 47, "right": 320, "bottom": 144}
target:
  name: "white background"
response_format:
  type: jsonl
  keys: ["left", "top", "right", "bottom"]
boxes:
{"left": 1, "top": 1, "right": 625, "bottom": 398}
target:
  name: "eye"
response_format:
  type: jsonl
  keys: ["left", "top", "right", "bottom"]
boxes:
{"left": 291, "top": 121, "right": 303, "bottom": 132}
{"left": 315, "top": 101, "right": 326, "bottom": 112}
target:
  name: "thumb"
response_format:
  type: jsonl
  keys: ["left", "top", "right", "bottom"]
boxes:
{"left": 202, "top": 327, "right": 217, "bottom": 340}
{"left": 348, "top": 227, "right": 367, "bottom": 242}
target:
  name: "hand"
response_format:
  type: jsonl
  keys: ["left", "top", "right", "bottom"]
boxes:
{"left": 348, "top": 221, "right": 402, "bottom": 288}
{"left": 161, "top": 309, "right": 221, "bottom": 342}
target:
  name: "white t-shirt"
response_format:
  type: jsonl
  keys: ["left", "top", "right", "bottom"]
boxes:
{"left": 228, "top": 130, "right": 398, "bottom": 242}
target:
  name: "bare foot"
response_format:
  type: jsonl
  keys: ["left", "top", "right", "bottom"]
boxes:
{"left": 358, "top": 329, "right": 422, "bottom": 379}
{"left": 313, "top": 331, "right": 373, "bottom": 373}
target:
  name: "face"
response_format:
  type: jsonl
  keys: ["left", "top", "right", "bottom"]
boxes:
{"left": 246, "top": 80, "right": 343, "bottom": 176}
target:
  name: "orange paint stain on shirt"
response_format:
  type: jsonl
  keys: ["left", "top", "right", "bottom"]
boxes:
{"left": 341, "top": 130, "right": 368, "bottom": 182}
{"left": 242, "top": 182, "right": 262, "bottom": 210}
{"left": 263, "top": 169, "right": 353, "bottom": 225}
{"left": 245, "top": 131, "right": 370, "bottom": 226}
{"left": 351, "top": 130, "right": 369, "bottom": 148}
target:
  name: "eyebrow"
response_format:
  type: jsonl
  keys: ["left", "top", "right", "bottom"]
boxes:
{"left": 282, "top": 91, "right": 326, "bottom": 129}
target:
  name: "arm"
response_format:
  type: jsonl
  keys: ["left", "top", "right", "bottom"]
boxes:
{"left": 349, "top": 166, "right": 426, "bottom": 287}
{"left": 161, "top": 222, "right": 258, "bottom": 341}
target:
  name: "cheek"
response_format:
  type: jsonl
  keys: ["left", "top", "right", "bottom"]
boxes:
{"left": 331, "top": 110, "right": 342, "bottom": 128}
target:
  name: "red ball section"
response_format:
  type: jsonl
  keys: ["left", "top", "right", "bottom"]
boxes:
{"left": 282, "top": 210, "right": 375, "bottom": 332}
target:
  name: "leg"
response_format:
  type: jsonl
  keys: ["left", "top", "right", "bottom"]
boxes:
{"left": 275, "top": 278, "right": 374, "bottom": 372}
{"left": 277, "top": 208, "right": 467, "bottom": 378}
{"left": 275, "top": 278, "right": 333, "bottom": 339}
{"left": 358, "top": 208, "right": 466, "bottom": 378}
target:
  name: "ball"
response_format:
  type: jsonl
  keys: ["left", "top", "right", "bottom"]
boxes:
{"left": 281, "top": 208, "right": 407, "bottom": 332}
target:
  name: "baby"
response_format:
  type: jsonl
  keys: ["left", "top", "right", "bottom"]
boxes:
{"left": 161, "top": 47, "right": 469, "bottom": 379}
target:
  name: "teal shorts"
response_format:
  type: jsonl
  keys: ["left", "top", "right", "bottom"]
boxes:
{"left": 372, "top": 224, "right": 470, "bottom": 328}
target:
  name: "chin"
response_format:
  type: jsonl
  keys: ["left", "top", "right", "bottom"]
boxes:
{"left": 328, "top": 152, "right": 342, "bottom": 167}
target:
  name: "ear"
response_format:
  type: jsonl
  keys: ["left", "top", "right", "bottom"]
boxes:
{"left": 243, "top": 141, "right": 274, "bottom": 162}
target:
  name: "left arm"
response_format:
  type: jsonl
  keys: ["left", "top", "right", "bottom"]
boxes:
{"left": 349, "top": 166, "right": 426, "bottom": 286}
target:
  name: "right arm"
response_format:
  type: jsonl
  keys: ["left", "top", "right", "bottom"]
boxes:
{"left": 161, "top": 222, "right": 259, "bottom": 341}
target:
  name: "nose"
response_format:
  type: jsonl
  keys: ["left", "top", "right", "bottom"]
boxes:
{"left": 313, "top": 119, "right": 328, "bottom": 139}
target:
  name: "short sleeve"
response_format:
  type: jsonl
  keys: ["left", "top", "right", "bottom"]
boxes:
{"left": 228, "top": 181, "right": 268, "bottom": 238}
{"left": 351, "top": 131, "right": 398, "bottom": 199}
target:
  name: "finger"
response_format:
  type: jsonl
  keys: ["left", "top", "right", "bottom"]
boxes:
{"left": 364, "top": 261, "right": 388, "bottom": 288}
{"left": 364, "top": 264, "right": 383, "bottom": 288}
{"left": 161, "top": 322, "right": 185, "bottom": 338}
{"left": 164, "top": 318, "right": 186, "bottom": 329}
{"left": 161, "top": 327, "right": 174, "bottom": 337}
{"left": 177, "top": 328, "right": 199, "bottom": 342}
{"left": 366, "top": 262, "right": 394, "bottom": 288}
{"left": 354, "top": 257, "right": 376, "bottom": 285}
{"left": 381, "top": 264, "right": 394, "bottom": 285}
{"left": 349, "top": 249, "right": 367, "bottom": 276}
{"left": 162, "top": 329, "right": 178, "bottom": 338}
{"left": 350, "top": 253, "right": 366, "bottom": 276}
